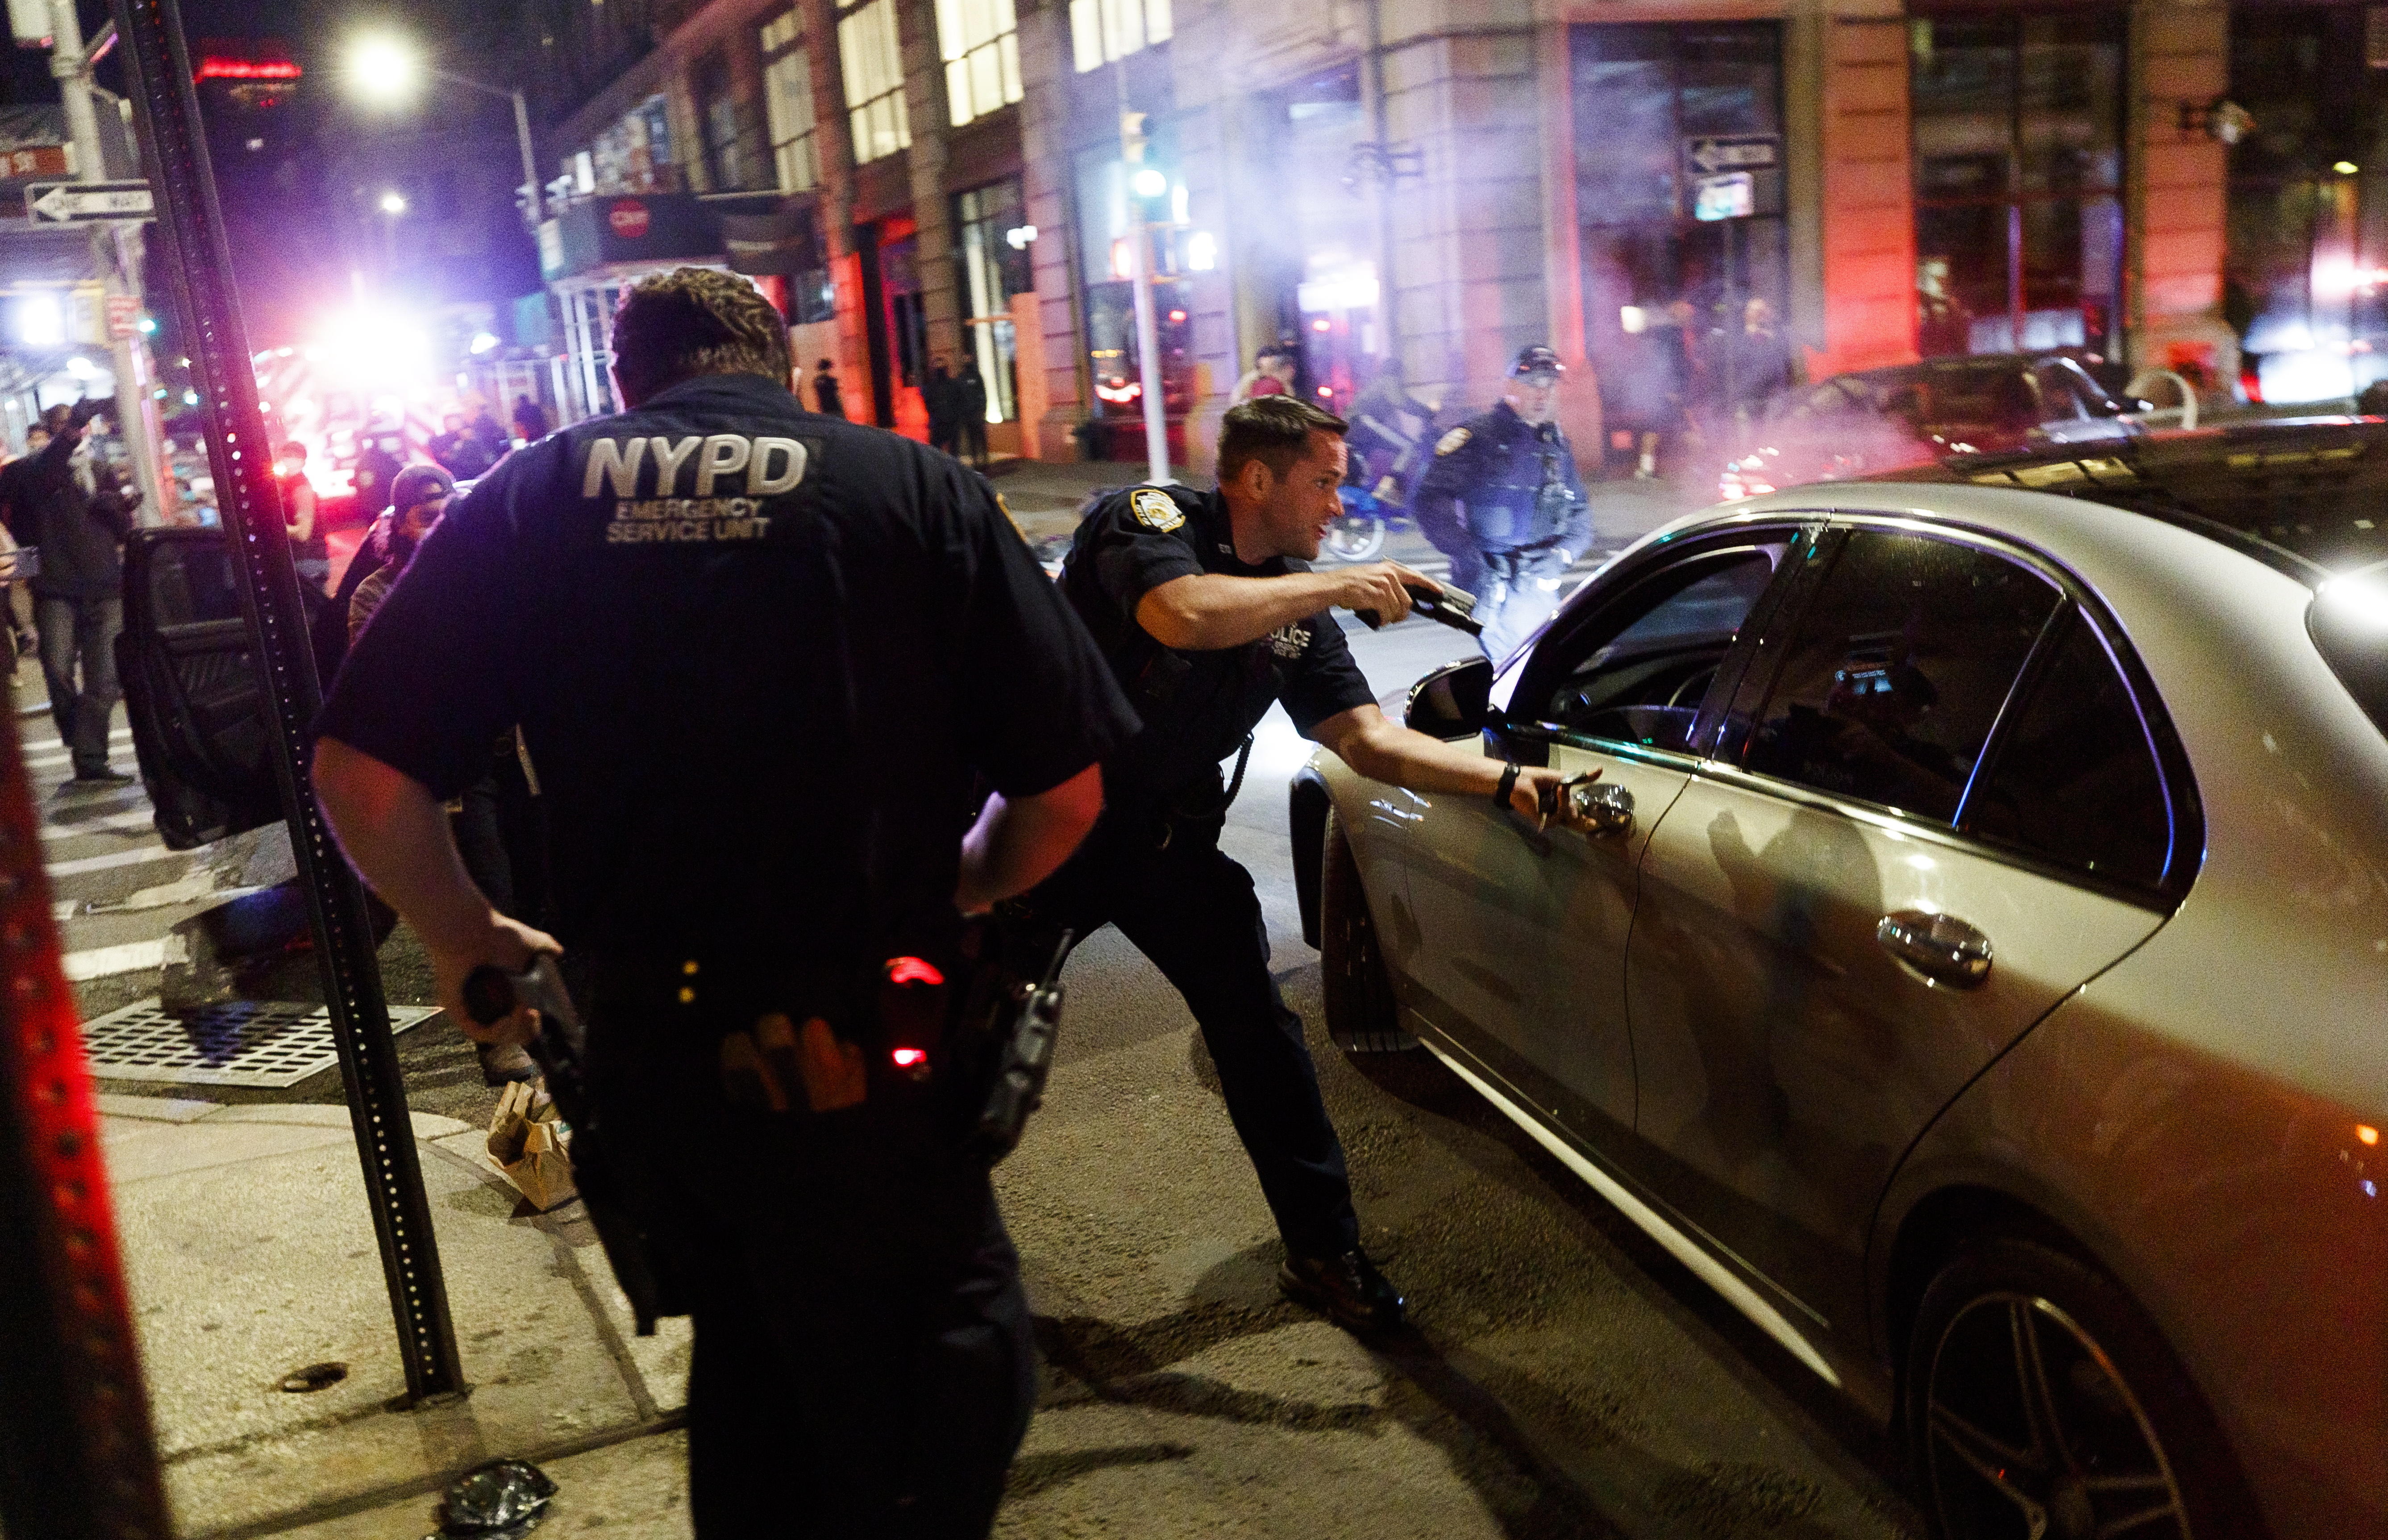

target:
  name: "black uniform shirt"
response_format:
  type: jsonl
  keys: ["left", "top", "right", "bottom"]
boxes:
{"left": 318, "top": 372, "right": 1138, "bottom": 955}
{"left": 1409, "top": 400, "right": 1590, "bottom": 555}
{"left": 1060, "top": 484, "right": 1372, "bottom": 814}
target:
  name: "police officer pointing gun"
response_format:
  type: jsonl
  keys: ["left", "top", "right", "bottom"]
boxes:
{"left": 1411, "top": 344, "right": 1591, "bottom": 661}
{"left": 1034, "top": 395, "right": 1593, "bottom": 1334}
{"left": 312, "top": 269, "right": 1136, "bottom": 1535}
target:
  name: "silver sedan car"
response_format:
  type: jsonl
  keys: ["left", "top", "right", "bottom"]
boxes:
{"left": 1290, "top": 438, "right": 2388, "bottom": 1540}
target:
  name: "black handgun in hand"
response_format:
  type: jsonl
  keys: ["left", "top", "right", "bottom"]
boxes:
{"left": 1356, "top": 581, "right": 1483, "bottom": 637}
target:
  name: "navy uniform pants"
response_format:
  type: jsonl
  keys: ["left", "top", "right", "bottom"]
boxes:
{"left": 1026, "top": 817, "right": 1362, "bottom": 1261}
{"left": 585, "top": 965, "right": 1036, "bottom": 1538}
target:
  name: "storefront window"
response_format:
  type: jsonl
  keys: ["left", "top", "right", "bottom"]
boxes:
{"left": 1573, "top": 23, "right": 1789, "bottom": 444}
{"left": 695, "top": 50, "right": 767, "bottom": 193}
{"left": 761, "top": 11, "right": 819, "bottom": 193}
{"left": 1071, "top": 0, "right": 1172, "bottom": 74}
{"left": 2227, "top": 4, "right": 2388, "bottom": 401}
{"left": 838, "top": 0, "right": 911, "bottom": 165}
{"left": 953, "top": 179, "right": 1033, "bottom": 421}
{"left": 1912, "top": 12, "right": 2124, "bottom": 358}
{"left": 937, "top": 0, "right": 1021, "bottom": 127}
{"left": 1074, "top": 143, "right": 1192, "bottom": 449}
{"left": 589, "top": 95, "right": 675, "bottom": 196}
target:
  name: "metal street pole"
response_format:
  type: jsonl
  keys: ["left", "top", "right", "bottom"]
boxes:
{"left": 511, "top": 87, "right": 541, "bottom": 231}
{"left": 50, "top": 0, "right": 165, "bottom": 522}
{"left": 1115, "top": 65, "right": 1169, "bottom": 485}
{"left": 108, "top": 0, "right": 464, "bottom": 1405}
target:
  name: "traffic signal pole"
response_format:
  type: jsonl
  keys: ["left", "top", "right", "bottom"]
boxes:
{"left": 108, "top": 0, "right": 464, "bottom": 1404}
{"left": 1115, "top": 63, "right": 1169, "bottom": 486}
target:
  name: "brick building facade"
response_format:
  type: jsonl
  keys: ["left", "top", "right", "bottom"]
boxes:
{"left": 521, "top": 0, "right": 2376, "bottom": 467}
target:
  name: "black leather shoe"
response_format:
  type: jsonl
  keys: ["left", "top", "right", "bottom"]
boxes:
{"left": 70, "top": 766, "right": 133, "bottom": 784}
{"left": 1278, "top": 1248, "right": 1407, "bottom": 1335}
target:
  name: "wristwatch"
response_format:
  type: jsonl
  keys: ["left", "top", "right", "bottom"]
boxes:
{"left": 1494, "top": 762, "right": 1521, "bottom": 811}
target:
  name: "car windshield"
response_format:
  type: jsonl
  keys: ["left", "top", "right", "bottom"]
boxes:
{"left": 1978, "top": 431, "right": 2388, "bottom": 575}
{"left": 2309, "top": 563, "right": 2388, "bottom": 735}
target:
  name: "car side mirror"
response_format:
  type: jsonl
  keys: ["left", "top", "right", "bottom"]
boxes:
{"left": 1406, "top": 656, "right": 1494, "bottom": 740}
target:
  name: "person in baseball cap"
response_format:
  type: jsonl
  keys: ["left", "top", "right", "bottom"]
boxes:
{"left": 1510, "top": 343, "right": 1565, "bottom": 381}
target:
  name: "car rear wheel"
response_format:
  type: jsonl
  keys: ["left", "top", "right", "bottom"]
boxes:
{"left": 1905, "top": 1236, "right": 2265, "bottom": 1540}
{"left": 1319, "top": 806, "right": 1413, "bottom": 1054}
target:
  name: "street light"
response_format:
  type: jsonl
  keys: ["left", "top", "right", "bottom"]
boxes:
{"left": 378, "top": 190, "right": 407, "bottom": 216}
{"left": 344, "top": 33, "right": 544, "bottom": 230}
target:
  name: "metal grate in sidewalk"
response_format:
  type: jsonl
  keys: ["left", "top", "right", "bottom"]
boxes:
{"left": 78, "top": 999, "right": 442, "bottom": 1088}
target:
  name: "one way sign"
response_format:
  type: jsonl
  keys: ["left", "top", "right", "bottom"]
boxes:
{"left": 1682, "top": 136, "right": 1779, "bottom": 176}
{"left": 25, "top": 180, "right": 154, "bottom": 224}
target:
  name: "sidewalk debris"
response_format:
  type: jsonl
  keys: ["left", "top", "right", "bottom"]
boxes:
{"left": 429, "top": 1457, "right": 557, "bottom": 1537}
{"left": 487, "top": 1080, "right": 576, "bottom": 1211}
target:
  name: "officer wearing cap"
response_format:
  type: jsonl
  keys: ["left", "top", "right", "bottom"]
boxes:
{"left": 1411, "top": 344, "right": 1591, "bottom": 659}
{"left": 1036, "top": 394, "right": 1590, "bottom": 1336}
{"left": 311, "top": 267, "right": 1136, "bottom": 1534}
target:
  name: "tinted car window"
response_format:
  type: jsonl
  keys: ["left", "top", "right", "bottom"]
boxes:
{"left": 1961, "top": 609, "right": 2176, "bottom": 889}
{"left": 1742, "top": 531, "right": 2061, "bottom": 822}
{"left": 1539, "top": 547, "right": 1784, "bottom": 752}
{"left": 146, "top": 535, "right": 246, "bottom": 626}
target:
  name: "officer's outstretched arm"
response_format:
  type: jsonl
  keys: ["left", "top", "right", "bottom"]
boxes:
{"left": 314, "top": 737, "right": 559, "bottom": 1044}
{"left": 1138, "top": 562, "right": 1434, "bottom": 651}
{"left": 957, "top": 762, "right": 1105, "bottom": 915}
{"left": 1310, "top": 704, "right": 1584, "bottom": 828}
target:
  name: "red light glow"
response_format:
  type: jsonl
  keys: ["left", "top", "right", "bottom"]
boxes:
{"left": 891, "top": 1047, "right": 928, "bottom": 1068}
{"left": 196, "top": 58, "right": 303, "bottom": 81}
{"left": 885, "top": 957, "right": 944, "bottom": 988}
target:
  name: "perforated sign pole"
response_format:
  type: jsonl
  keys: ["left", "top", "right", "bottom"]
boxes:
{"left": 108, "top": 0, "right": 463, "bottom": 1402}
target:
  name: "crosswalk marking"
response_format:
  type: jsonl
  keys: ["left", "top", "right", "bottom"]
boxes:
{"left": 40, "top": 809, "right": 157, "bottom": 843}
{"left": 62, "top": 939, "right": 169, "bottom": 982}
{"left": 46, "top": 845, "right": 176, "bottom": 878}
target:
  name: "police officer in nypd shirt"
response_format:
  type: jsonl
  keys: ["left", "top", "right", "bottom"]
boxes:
{"left": 1411, "top": 343, "right": 1591, "bottom": 660}
{"left": 1040, "top": 394, "right": 1588, "bottom": 1333}
{"left": 312, "top": 267, "right": 1136, "bottom": 1535}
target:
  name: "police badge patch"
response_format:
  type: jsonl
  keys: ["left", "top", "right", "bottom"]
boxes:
{"left": 1132, "top": 487, "right": 1186, "bottom": 532}
{"left": 1435, "top": 427, "right": 1472, "bottom": 456}
{"left": 1268, "top": 623, "right": 1310, "bottom": 659}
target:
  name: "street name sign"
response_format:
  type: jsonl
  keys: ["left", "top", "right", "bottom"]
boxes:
{"left": 1683, "top": 135, "right": 1780, "bottom": 176}
{"left": 25, "top": 180, "right": 154, "bottom": 223}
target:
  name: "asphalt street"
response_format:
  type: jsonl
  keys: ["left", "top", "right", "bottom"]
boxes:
{"left": 35, "top": 486, "right": 1925, "bottom": 1536}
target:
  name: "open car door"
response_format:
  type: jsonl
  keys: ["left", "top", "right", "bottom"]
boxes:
{"left": 115, "top": 528, "right": 289, "bottom": 850}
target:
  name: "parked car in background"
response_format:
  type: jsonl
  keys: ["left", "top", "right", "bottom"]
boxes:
{"left": 1718, "top": 352, "right": 2139, "bottom": 502}
{"left": 1294, "top": 445, "right": 2388, "bottom": 1537}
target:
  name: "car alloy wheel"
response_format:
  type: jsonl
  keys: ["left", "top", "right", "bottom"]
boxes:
{"left": 1906, "top": 1236, "right": 2264, "bottom": 1540}
{"left": 1923, "top": 1290, "right": 2186, "bottom": 1540}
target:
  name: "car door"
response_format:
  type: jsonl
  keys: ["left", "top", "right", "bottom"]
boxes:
{"left": 116, "top": 528, "right": 285, "bottom": 850}
{"left": 1624, "top": 524, "right": 2188, "bottom": 1330}
{"left": 1397, "top": 529, "right": 1799, "bottom": 1136}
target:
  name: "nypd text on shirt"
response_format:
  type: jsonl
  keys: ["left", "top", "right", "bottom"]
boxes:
{"left": 582, "top": 433, "right": 812, "bottom": 545}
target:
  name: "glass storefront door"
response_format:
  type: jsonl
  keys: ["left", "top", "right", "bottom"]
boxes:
{"left": 952, "top": 178, "right": 1036, "bottom": 423}
{"left": 1573, "top": 23, "right": 1789, "bottom": 456}
{"left": 1911, "top": 11, "right": 2125, "bottom": 359}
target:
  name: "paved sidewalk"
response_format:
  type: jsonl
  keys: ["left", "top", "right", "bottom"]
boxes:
{"left": 100, "top": 1092, "right": 691, "bottom": 1538}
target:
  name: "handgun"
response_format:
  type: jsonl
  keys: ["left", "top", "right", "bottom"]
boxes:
{"left": 462, "top": 957, "right": 682, "bottom": 1334}
{"left": 1356, "top": 581, "right": 1482, "bottom": 637}
{"left": 966, "top": 928, "right": 1071, "bottom": 1165}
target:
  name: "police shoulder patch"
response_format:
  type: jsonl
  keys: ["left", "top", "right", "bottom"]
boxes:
{"left": 1435, "top": 427, "right": 1473, "bottom": 457}
{"left": 1132, "top": 487, "right": 1186, "bottom": 532}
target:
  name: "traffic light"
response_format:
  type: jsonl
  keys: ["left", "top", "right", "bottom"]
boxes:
{"left": 1119, "top": 110, "right": 1148, "bottom": 162}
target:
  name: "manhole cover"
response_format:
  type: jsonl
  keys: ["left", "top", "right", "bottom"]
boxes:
{"left": 77, "top": 999, "right": 441, "bottom": 1089}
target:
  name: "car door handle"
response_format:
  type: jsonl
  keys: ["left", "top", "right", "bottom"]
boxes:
{"left": 1876, "top": 911, "right": 1993, "bottom": 989}
{"left": 1560, "top": 780, "right": 1634, "bottom": 837}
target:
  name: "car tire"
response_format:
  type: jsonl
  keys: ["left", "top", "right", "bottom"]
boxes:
{"left": 1319, "top": 805, "right": 1414, "bottom": 1053}
{"left": 1905, "top": 1235, "right": 2267, "bottom": 1540}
